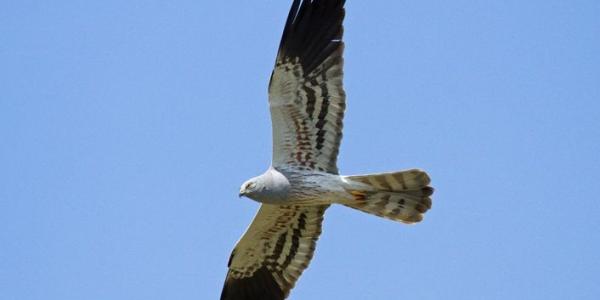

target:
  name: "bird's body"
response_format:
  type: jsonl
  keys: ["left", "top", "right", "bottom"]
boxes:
{"left": 220, "top": 1, "right": 434, "bottom": 299}
{"left": 242, "top": 166, "right": 350, "bottom": 206}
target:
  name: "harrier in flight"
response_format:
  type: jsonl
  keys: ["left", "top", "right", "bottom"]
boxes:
{"left": 220, "top": 1, "right": 433, "bottom": 299}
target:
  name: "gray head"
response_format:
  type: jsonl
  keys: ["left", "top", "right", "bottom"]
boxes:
{"left": 239, "top": 168, "right": 290, "bottom": 204}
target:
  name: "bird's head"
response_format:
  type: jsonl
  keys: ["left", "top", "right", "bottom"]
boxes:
{"left": 239, "top": 177, "right": 262, "bottom": 199}
{"left": 239, "top": 169, "right": 290, "bottom": 203}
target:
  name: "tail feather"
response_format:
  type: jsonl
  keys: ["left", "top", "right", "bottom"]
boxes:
{"left": 343, "top": 169, "right": 433, "bottom": 224}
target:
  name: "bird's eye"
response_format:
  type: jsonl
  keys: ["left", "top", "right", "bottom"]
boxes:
{"left": 245, "top": 183, "right": 254, "bottom": 190}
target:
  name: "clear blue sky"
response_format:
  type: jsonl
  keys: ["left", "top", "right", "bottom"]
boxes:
{"left": 2, "top": 1, "right": 599, "bottom": 299}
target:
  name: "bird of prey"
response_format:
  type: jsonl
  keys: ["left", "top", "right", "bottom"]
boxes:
{"left": 220, "top": 1, "right": 433, "bottom": 299}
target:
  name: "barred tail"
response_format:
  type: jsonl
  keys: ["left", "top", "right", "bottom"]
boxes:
{"left": 343, "top": 169, "right": 433, "bottom": 224}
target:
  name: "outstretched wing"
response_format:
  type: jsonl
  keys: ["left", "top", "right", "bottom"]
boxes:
{"left": 269, "top": 0, "right": 346, "bottom": 174}
{"left": 220, "top": 204, "right": 329, "bottom": 300}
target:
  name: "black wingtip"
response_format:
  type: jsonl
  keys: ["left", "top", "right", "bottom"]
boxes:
{"left": 220, "top": 267, "right": 285, "bottom": 300}
{"left": 277, "top": 0, "right": 346, "bottom": 74}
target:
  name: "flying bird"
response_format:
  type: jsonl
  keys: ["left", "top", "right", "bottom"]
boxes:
{"left": 220, "top": 1, "right": 433, "bottom": 299}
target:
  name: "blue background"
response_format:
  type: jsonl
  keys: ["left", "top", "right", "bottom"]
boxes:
{"left": 2, "top": 1, "right": 599, "bottom": 299}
